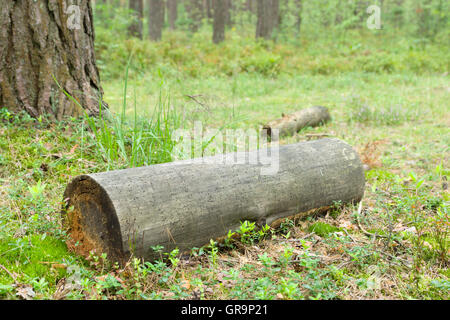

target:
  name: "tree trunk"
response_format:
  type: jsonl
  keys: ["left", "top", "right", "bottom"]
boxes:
{"left": 186, "top": 0, "right": 203, "bottom": 33}
{"left": 148, "top": 0, "right": 164, "bottom": 41}
{"left": 212, "top": 0, "right": 226, "bottom": 44}
{"left": 224, "top": 0, "right": 232, "bottom": 27}
{"left": 129, "top": 0, "right": 144, "bottom": 39}
{"left": 294, "top": 0, "right": 303, "bottom": 37}
{"left": 167, "top": 0, "right": 178, "bottom": 30}
{"left": 63, "top": 138, "right": 365, "bottom": 264}
{"left": 204, "top": 0, "right": 213, "bottom": 19}
{"left": 0, "top": 0, "right": 104, "bottom": 119}
{"left": 256, "top": 0, "right": 278, "bottom": 39}
{"left": 263, "top": 106, "right": 331, "bottom": 139}
{"left": 270, "top": 0, "right": 279, "bottom": 31}
{"left": 160, "top": 0, "right": 166, "bottom": 29}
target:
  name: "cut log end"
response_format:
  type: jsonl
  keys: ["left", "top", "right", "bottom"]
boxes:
{"left": 63, "top": 176, "right": 126, "bottom": 264}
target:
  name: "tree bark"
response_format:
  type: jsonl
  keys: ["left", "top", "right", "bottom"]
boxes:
{"left": 0, "top": 0, "right": 104, "bottom": 119}
{"left": 294, "top": 0, "right": 303, "bottom": 37}
{"left": 63, "top": 138, "right": 365, "bottom": 264}
{"left": 129, "top": 0, "right": 144, "bottom": 39}
{"left": 167, "top": 0, "right": 178, "bottom": 30}
{"left": 212, "top": 0, "right": 226, "bottom": 44}
{"left": 270, "top": 0, "right": 279, "bottom": 31}
{"left": 186, "top": 0, "right": 203, "bottom": 33}
{"left": 204, "top": 0, "right": 213, "bottom": 19}
{"left": 148, "top": 0, "right": 164, "bottom": 41}
{"left": 263, "top": 106, "right": 331, "bottom": 139}
{"left": 256, "top": 0, "right": 278, "bottom": 39}
{"left": 225, "top": 0, "right": 233, "bottom": 27}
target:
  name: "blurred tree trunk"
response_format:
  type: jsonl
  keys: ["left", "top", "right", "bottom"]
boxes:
{"left": 186, "top": 0, "right": 203, "bottom": 32}
{"left": 256, "top": 0, "right": 279, "bottom": 39}
{"left": 149, "top": 0, "right": 164, "bottom": 41}
{"left": 270, "top": 0, "right": 279, "bottom": 31}
{"left": 224, "top": 0, "right": 232, "bottom": 27}
{"left": 0, "top": 0, "right": 103, "bottom": 119}
{"left": 204, "top": 0, "right": 213, "bottom": 19}
{"left": 167, "top": 0, "right": 178, "bottom": 30}
{"left": 160, "top": 0, "right": 166, "bottom": 28}
{"left": 294, "top": 0, "right": 303, "bottom": 38}
{"left": 129, "top": 0, "right": 144, "bottom": 39}
{"left": 245, "top": 0, "right": 252, "bottom": 11}
{"left": 212, "top": 0, "right": 226, "bottom": 43}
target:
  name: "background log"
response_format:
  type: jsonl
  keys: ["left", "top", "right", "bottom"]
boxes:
{"left": 63, "top": 138, "right": 364, "bottom": 264}
{"left": 263, "top": 106, "right": 331, "bottom": 139}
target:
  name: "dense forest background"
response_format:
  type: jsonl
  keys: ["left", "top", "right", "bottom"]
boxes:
{"left": 94, "top": 0, "right": 448, "bottom": 79}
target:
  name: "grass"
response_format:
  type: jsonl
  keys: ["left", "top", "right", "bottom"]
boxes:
{"left": 0, "top": 25, "right": 449, "bottom": 299}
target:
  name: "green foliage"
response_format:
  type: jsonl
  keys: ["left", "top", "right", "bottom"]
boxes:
{"left": 0, "top": 235, "right": 74, "bottom": 292}
{"left": 93, "top": 12, "right": 449, "bottom": 82}
{"left": 308, "top": 222, "right": 341, "bottom": 237}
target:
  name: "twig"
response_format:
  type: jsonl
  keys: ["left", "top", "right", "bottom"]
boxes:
{"left": 356, "top": 202, "right": 408, "bottom": 249}
{"left": 185, "top": 94, "right": 210, "bottom": 111}
{"left": 0, "top": 263, "right": 17, "bottom": 283}
{"left": 375, "top": 250, "right": 412, "bottom": 268}
{"left": 356, "top": 201, "right": 387, "bottom": 239}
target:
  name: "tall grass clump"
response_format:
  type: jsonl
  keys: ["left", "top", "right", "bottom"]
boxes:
{"left": 55, "top": 65, "right": 185, "bottom": 171}
{"left": 84, "top": 93, "right": 183, "bottom": 170}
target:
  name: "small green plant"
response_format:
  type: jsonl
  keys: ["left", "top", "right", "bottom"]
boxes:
{"left": 28, "top": 180, "right": 46, "bottom": 201}
{"left": 237, "top": 220, "right": 256, "bottom": 244}
{"left": 430, "top": 205, "right": 449, "bottom": 264}
{"left": 278, "top": 219, "right": 295, "bottom": 237}
{"left": 207, "top": 239, "right": 219, "bottom": 266}
{"left": 165, "top": 248, "right": 180, "bottom": 268}
{"left": 222, "top": 230, "right": 237, "bottom": 249}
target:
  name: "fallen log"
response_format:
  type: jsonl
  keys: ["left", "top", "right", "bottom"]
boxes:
{"left": 263, "top": 106, "right": 331, "bottom": 139}
{"left": 62, "top": 138, "right": 364, "bottom": 264}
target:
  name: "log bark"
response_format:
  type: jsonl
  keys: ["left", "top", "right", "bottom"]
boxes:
{"left": 263, "top": 106, "right": 331, "bottom": 139}
{"left": 63, "top": 138, "right": 364, "bottom": 264}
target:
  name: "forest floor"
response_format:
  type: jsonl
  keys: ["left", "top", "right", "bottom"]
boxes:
{"left": 0, "top": 31, "right": 449, "bottom": 300}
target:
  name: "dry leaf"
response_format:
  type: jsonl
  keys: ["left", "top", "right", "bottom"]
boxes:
{"left": 15, "top": 284, "right": 35, "bottom": 300}
{"left": 180, "top": 280, "right": 191, "bottom": 290}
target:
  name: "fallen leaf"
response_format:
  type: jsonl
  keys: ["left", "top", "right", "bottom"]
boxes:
{"left": 339, "top": 221, "right": 356, "bottom": 230}
{"left": 180, "top": 280, "right": 190, "bottom": 290}
{"left": 14, "top": 284, "right": 35, "bottom": 300}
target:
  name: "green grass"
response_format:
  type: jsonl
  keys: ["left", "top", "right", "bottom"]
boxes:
{"left": 0, "top": 235, "right": 71, "bottom": 283}
{"left": 308, "top": 222, "right": 342, "bottom": 237}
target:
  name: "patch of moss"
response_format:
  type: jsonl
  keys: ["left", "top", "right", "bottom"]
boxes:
{"left": 308, "top": 222, "right": 341, "bottom": 237}
{"left": 0, "top": 235, "right": 73, "bottom": 286}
